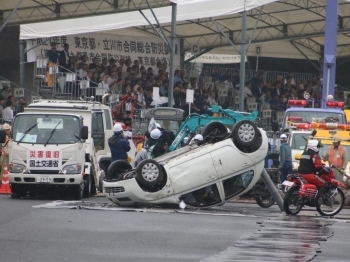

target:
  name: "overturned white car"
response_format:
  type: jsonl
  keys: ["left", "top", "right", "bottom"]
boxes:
{"left": 103, "top": 120, "right": 268, "bottom": 208}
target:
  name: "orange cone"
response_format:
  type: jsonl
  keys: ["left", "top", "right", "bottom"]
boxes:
{"left": 0, "top": 163, "right": 11, "bottom": 194}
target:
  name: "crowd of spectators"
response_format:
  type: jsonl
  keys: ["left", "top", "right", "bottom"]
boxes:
{"left": 46, "top": 42, "right": 349, "bottom": 115}
{"left": 0, "top": 84, "right": 27, "bottom": 123}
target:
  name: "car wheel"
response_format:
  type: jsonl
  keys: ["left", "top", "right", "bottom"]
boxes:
{"left": 232, "top": 120, "right": 258, "bottom": 147}
{"left": 73, "top": 184, "right": 83, "bottom": 200}
{"left": 135, "top": 159, "right": 163, "bottom": 188}
{"left": 107, "top": 160, "right": 133, "bottom": 180}
{"left": 90, "top": 167, "right": 97, "bottom": 196}
{"left": 202, "top": 121, "right": 228, "bottom": 138}
{"left": 83, "top": 173, "right": 91, "bottom": 198}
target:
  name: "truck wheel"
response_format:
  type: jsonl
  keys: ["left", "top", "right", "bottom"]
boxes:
{"left": 90, "top": 167, "right": 97, "bottom": 196}
{"left": 107, "top": 160, "right": 132, "bottom": 180}
{"left": 202, "top": 122, "right": 227, "bottom": 138}
{"left": 135, "top": 159, "right": 163, "bottom": 188}
{"left": 232, "top": 120, "right": 258, "bottom": 147}
{"left": 73, "top": 184, "right": 83, "bottom": 200}
{"left": 83, "top": 174, "right": 91, "bottom": 198}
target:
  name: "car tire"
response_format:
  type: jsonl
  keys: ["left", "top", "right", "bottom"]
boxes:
{"left": 90, "top": 167, "right": 97, "bottom": 196}
{"left": 107, "top": 160, "right": 133, "bottom": 180}
{"left": 202, "top": 121, "right": 228, "bottom": 138}
{"left": 135, "top": 159, "right": 163, "bottom": 188}
{"left": 232, "top": 120, "right": 258, "bottom": 147}
{"left": 73, "top": 184, "right": 83, "bottom": 200}
{"left": 83, "top": 173, "right": 91, "bottom": 198}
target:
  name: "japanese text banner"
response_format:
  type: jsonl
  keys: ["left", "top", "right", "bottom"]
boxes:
{"left": 26, "top": 33, "right": 180, "bottom": 69}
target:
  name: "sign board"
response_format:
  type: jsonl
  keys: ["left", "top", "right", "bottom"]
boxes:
{"left": 0, "top": 81, "right": 10, "bottom": 89}
{"left": 247, "top": 102, "right": 257, "bottom": 112}
{"left": 184, "top": 53, "right": 244, "bottom": 64}
{"left": 14, "top": 88, "right": 25, "bottom": 98}
{"left": 186, "top": 89, "right": 194, "bottom": 103}
{"left": 218, "top": 86, "right": 228, "bottom": 97}
{"left": 152, "top": 87, "right": 160, "bottom": 102}
{"left": 262, "top": 110, "right": 272, "bottom": 118}
{"left": 27, "top": 149, "right": 62, "bottom": 170}
{"left": 26, "top": 33, "right": 181, "bottom": 70}
{"left": 247, "top": 97, "right": 256, "bottom": 104}
{"left": 191, "top": 44, "right": 200, "bottom": 55}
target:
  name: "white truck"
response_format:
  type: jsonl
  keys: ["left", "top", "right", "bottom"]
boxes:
{"left": 2, "top": 99, "right": 136, "bottom": 199}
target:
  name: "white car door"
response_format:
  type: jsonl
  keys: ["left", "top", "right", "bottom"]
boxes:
{"left": 169, "top": 153, "right": 219, "bottom": 195}
{"left": 210, "top": 144, "right": 253, "bottom": 179}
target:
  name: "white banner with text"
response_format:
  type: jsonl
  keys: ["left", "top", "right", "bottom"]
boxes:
{"left": 26, "top": 33, "right": 180, "bottom": 69}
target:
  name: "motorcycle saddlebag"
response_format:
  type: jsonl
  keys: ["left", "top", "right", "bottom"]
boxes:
{"left": 298, "top": 184, "right": 318, "bottom": 198}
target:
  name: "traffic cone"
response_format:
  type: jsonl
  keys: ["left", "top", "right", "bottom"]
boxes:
{"left": 0, "top": 163, "right": 11, "bottom": 194}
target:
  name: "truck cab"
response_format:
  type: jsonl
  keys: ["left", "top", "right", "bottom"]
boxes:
{"left": 282, "top": 100, "right": 346, "bottom": 132}
{"left": 6, "top": 99, "right": 135, "bottom": 199}
{"left": 288, "top": 123, "right": 350, "bottom": 179}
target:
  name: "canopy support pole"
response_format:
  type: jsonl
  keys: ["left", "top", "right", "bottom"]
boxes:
{"left": 239, "top": 10, "right": 247, "bottom": 112}
{"left": 145, "top": 0, "right": 171, "bottom": 49}
{"left": 184, "top": 48, "right": 214, "bottom": 63}
{"left": 168, "top": 2, "right": 177, "bottom": 108}
{"left": 139, "top": 10, "right": 171, "bottom": 49}
{"left": 19, "top": 40, "right": 25, "bottom": 89}
{"left": 290, "top": 41, "right": 321, "bottom": 72}
{"left": 321, "top": 0, "right": 338, "bottom": 108}
{"left": 212, "top": 19, "right": 240, "bottom": 54}
{"left": 245, "top": 6, "right": 264, "bottom": 54}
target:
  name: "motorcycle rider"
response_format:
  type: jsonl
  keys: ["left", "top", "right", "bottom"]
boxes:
{"left": 297, "top": 139, "right": 328, "bottom": 187}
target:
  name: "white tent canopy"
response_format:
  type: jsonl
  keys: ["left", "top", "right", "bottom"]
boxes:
{"left": 15, "top": 0, "right": 350, "bottom": 60}
{"left": 20, "top": 0, "right": 278, "bottom": 39}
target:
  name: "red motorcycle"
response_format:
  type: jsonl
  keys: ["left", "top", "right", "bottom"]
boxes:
{"left": 283, "top": 166, "right": 346, "bottom": 216}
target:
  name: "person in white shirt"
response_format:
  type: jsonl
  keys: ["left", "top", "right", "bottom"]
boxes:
{"left": 107, "top": 71, "right": 118, "bottom": 92}
{"left": 78, "top": 64, "right": 88, "bottom": 79}
{"left": 2, "top": 101, "right": 13, "bottom": 123}
{"left": 96, "top": 74, "right": 109, "bottom": 103}
{"left": 244, "top": 81, "right": 254, "bottom": 99}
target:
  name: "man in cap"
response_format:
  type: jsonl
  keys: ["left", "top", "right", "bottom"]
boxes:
{"left": 323, "top": 135, "right": 348, "bottom": 181}
{"left": 108, "top": 123, "right": 130, "bottom": 162}
{"left": 145, "top": 129, "right": 166, "bottom": 159}
{"left": 279, "top": 134, "right": 292, "bottom": 187}
{"left": 0, "top": 123, "right": 11, "bottom": 186}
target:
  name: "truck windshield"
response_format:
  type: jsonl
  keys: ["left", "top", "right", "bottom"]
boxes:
{"left": 12, "top": 115, "right": 80, "bottom": 144}
{"left": 284, "top": 111, "right": 345, "bottom": 129}
{"left": 291, "top": 133, "right": 308, "bottom": 150}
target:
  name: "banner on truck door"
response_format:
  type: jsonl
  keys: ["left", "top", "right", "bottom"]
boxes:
{"left": 27, "top": 149, "right": 62, "bottom": 170}
{"left": 25, "top": 33, "right": 180, "bottom": 69}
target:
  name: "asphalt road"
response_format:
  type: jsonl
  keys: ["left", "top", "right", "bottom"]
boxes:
{"left": 1, "top": 195, "right": 350, "bottom": 262}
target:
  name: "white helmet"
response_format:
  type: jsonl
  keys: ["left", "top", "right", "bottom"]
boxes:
{"left": 150, "top": 129, "right": 161, "bottom": 139}
{"left": 307, "top": 139, "right": 319, "bottom": 152}
{"left": 113, "top": 123, "right": 123, "bottom": 132}
{"left": 194, "top": 134, "right": 203, "bottom": 141}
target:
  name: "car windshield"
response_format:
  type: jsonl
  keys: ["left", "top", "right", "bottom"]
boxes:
{"left": 284, "top": 111, "right": 345, "bottom": 129}
{"left": 156, "top": 120, "right": 180, "bottom": 134}
{"left": 12, "top": 114, "right": 80, "bottom": 144}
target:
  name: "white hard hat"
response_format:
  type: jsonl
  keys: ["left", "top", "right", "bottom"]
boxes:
{"left": 150, "top": 129, "right": 161, "bottom": 139}
{"left": 307, "top": 139, "right": 319, "bottom": 152}
{"left": 280, "top": 134, "right": 287, "bottom": 139}
{"left": 113, "top": 123, "right": 123, "bottom": 132}
{"left": 194, "top": 134, "right": 203, "bottom": 141}
{"left": 2, "top": 123, "right": 11, "bottom": 130}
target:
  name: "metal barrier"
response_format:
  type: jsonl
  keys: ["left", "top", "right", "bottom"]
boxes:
{"left": 185, "top": 65, "right": 314, "bottom": 84}
{"left": 34, "top": 57, "right": 100, "bottom": 100}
